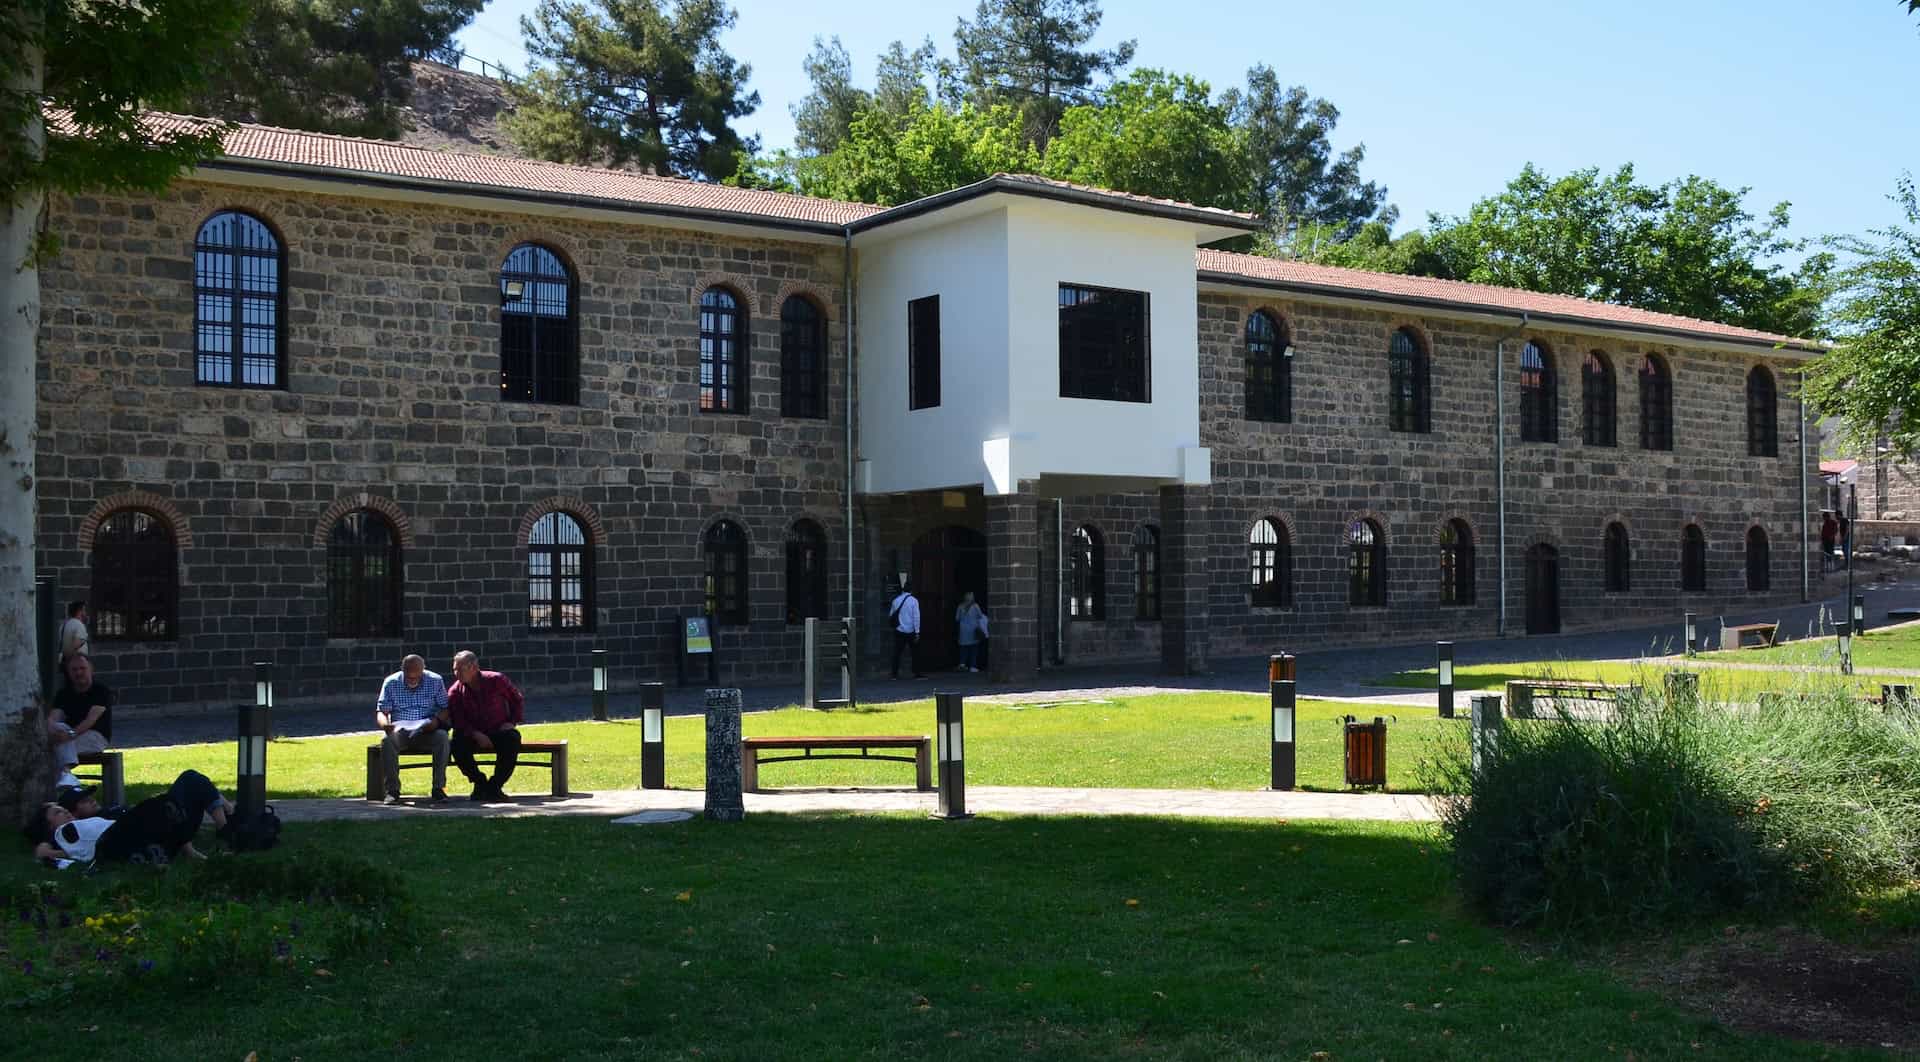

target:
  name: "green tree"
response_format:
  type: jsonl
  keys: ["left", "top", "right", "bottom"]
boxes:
{"left": 953, "top": 0, "right": 1133, "bottom": 149}
{"left": 1280, "top": 220, "right": 1443, "bottom": 275}
{"left": 791, "top": 36, "right": 869, "bottom": 155}
{"left": 505, "top": 0, "right": 759, "bottom": 180}
{"left": 1224, "top": 65, "right": 1391, "bottom": 236}
{"left": 1042, "top": 69, "right": 1247, "bottom": 210}
{"left": 1, "top": 0, "right": 246, "bottom": 830}
{"left": 873, "top": 38, "right": 954, "bottom": 120}
{"left": 793, "top": 102, "right": 1036, "bottom": 206}
{"left": 1805, "top": 176, "right": 1920, "bottom": 455}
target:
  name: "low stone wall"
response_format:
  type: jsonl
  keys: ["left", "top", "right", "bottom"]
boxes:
{"left": 1857, "top": 519, "right": 1920, "bottom": 545}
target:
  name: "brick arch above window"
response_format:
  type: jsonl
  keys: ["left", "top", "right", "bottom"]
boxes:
{"left": 694, "top": 513, "right": 754, "bottom": 559}
{"left": 690, "top": 272, "right": 756, "bottom": 314}
{"left": 1431, "top": 513, "right": 1477, "bottom": 545}
{"left": 79, "top": 492, "right": 194, "bottom": 552}
{"left": 486, "top": 230, "right": 581, "bottom": 276}
{"left": 1342, "top": 510, "right": 1393, "bottom": 545}
{"left": 312, "top": 493, "right": 415, "bottom": 549}
{"left": 516, "top": 495, "right": 606, "bottom": 548}
{"left": 1243, "top": 511, "right": 1298, "bottom": 543}
{"left": 772, "top": 282, "right": 837, "bottom": 323}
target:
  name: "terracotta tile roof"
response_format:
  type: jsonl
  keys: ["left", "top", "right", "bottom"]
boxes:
{"left": 1820, "top": 459, "right": 1857, "bottom": 475}
{"left": 988, "top": 172, "right": 1256, "bottom": 223}
{"left": 1196, "top": 248, "right": 1823, "bottom": 353}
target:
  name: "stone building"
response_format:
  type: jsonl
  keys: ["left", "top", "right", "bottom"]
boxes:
{"left": 34, "top": 117, "right": 1823, "bottom": 710}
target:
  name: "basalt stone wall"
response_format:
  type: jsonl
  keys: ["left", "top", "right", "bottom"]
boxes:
{"left": 1856, "top": 454, "right": 1920, "bottom": 519}
{"left": 36, "top": 183, "right": 851, "bottom": 711}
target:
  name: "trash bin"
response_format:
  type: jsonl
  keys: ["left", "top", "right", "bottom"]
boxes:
{"left": 1343, "top": 715, "right": 1389, "bottom": 788}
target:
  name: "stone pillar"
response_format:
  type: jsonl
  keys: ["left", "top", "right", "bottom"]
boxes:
{"left": 985, "top": 487, "right": 1039, "bottom": 683}
{"left": 703, "top": 687, "right": 745, "bottom": 821}
{"left": 1159, "top": 484, "right": 1212, "bottom": 675}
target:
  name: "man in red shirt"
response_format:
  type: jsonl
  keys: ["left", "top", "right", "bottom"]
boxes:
{"left": 445, "top": 650, "right": 525, "bottom": 803}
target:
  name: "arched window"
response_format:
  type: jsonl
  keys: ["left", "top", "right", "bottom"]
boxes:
{"left": 785, "top": 519, "right": 829, "bottom": 624}
{"left": 1604, "top": 522, "right": 1631, "bottom": 593}
{"left": 1640, "top": 355, "right": 1673, "bottom": 451}
{"left": 1388, "top": 328, "right": 1430, "bottom": 433}
{"left": 91, "top": 510, "right": 177, "bottom": 641}
{"left": 1245, "top": 310, "right": 1291, "bottom": 423}
{"left": 704, "top": 520, "right": 749, "bottom": 625}
{"left": 1348, "top": 519, "right": 1385, "bottom": 606}
{"left": 194, "top": 210, "right": 284, "bottom": 388}
{"left": 1583, "top": 351, "right": 1617, "bottom": 447}
{"left": 700, "top": 287, "right": 746, "bottom": 413}
{"left": 1519, "top": 340, "right": 1556, "bottom": 443}
{"left": 1746, "top": 526, "right": 1770, "bottom": 592}
{"left": 1134, "top": 525, "right": 1160, "bottom": 620}
{"left": 499, "top": 243, "right": 579, "bottom": 404}
{"left": 780, "top": 296, "right": 827, "bottom": 419}
{"left": 528, "top": 512, "right": 592, "bottom": 631}
{"left": 1680, "top": 524, "right": 1706, "bottom": 592}
{"left": 1249, "top": 518, "right": 1291, "bottom": 607}
{"left": 1068, "top": 525, "right": 1104, "bottom": 620}
{"left": 328, "top": 510, "right": 401, "bottom": 638}
{"left": 1439, "top": 519, "right": 1474, "bottom": 606}
{"left": 1747, "top": 366, "right": 1778, "bottom": 457}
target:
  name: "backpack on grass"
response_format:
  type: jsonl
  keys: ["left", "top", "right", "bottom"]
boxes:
{"left": 224, "top": 805, "right": 282, "bottom": 852}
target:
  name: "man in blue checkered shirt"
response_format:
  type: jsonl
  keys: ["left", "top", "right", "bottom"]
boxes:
{"left": 374, "top": 654, "right": 451, "bottom": 805}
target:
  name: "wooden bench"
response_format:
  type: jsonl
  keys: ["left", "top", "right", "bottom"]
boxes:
{"left": 740, "top": 735, "right": 932, "bottom": 793}
{"left": 74, "top": 750, "right": 124, "bottom": 807}
{"left": 364, "top": 739, "right": 569, "bottom": 801}
{"left": 1503, "top": 680, "right": 1639, "bottom": 721}
{"left": 1719, "top": 622, "right": 1778, "bottom": 650}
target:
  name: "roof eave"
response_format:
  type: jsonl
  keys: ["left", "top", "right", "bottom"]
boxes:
{"left": 850, "top": 174, "right": 1259, "bottom": 240}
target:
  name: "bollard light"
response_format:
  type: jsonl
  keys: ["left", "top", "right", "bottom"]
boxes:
{"left": 236, "top": 701, "right": 271, "bottom": 820}
{"left": 935, "top": 691, "right": 970, "bottom": 819}
{"left": 1684, "top": 612, "right": 1697, "bottom": 657}
{"left": 1853, "top": 595, "right": 1866, "bottom": 634}
{"left": 1270, "top": 678, "right": 1296, "bottom": 791}
{"left": 640, "top": 682, "right": 666, "bottom": 789}
{"left": 1436, "top": 641, "right": 1455, "bottom": 720}
{"left": 591, "top": 648, "right": 609, "bottom": 722}
{"left": 253, "top": 660, "right": 274, "bottom": 711}
{"left": 1469, "top": 694, "right": 1502, "bottom": 776}
{"left": 1881, "top": 684, "right": 1913, "bottom": 712}
{"left": 1839, "top": 619, "right": 1854, "bottom": 676}
{"left": 1665, "top": 671, "right": 1699, "bottom": 704}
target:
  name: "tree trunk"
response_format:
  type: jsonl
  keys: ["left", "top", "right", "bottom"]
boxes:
{"left": 0, "top": 29, "right": 56, "bottom": 833}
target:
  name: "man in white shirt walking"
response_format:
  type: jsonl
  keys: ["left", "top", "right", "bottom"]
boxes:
{"left": 888, "top": 582, "right": 925, "bottom": 680}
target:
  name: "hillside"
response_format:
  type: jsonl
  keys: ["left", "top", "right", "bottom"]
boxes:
{"left": 393, "top": 60, "right": 515, "bottom": 156}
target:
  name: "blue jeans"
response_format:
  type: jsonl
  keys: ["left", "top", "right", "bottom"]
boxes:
{"left": 958, "top": 642, "right": 980, "bottom": 670}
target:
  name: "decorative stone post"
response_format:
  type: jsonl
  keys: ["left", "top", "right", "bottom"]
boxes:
{"left": 703, "top": 688, "right": 745, "bottom": 822}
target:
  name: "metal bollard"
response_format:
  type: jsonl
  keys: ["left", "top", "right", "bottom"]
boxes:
{"left": 1270, "top": 678, "right": 1296, "bottom": 791}
{"left": 1665, "top": 671, "right": 1700, "bottom": 703}
{"left": 703, "top": 688, "right": 744, "bottom": 822}
{"left": 1684, "top": 612, "right": 1697, "bottom": 657}
{"left": 640, "top": 682, "right": 666, "bottom": 789}
{"left": 236, "top": 701, "right": 271, "bottom": 819}
{"left": 1436, "top": 641, "right": 1455, "bottom": 719}
{"left": 591, "top": 648, "right": 609, "bottom": 722}
{"left": 935, "top": 692, "right": 970, "bottom": 819}
{"left": 1469, "top": 694, "right": 1502, "bottom": 777}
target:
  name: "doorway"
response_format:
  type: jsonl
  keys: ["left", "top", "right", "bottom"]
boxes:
{"left": 910, "top": 525, "right": 988, "bottom": 672}
{"left": 1525, "top": 543, "right": 1561, "bottom": 635}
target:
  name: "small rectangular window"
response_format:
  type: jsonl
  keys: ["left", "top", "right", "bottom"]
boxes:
{"left": 908, "top": 295, "right": 941, "bottom": 410}
{"left": 1059, "top": 284, "right": 1150, "bottom": 403}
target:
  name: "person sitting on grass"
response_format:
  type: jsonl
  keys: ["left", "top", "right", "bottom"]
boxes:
{"left": 446, "top": 649, "right": 524, "bottom": 803}
{"left": 29, "top": 770, "right": 235, "bottom": 869}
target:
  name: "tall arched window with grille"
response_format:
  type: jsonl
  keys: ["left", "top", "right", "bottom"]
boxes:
{"left": 1681, "top": 524, "right": 1707, "bottom": 592}
{"left": 1583, "top": 351, "right": 1617, "bottom": 447}
{"left": 780, "top": 295, "right": 827, "bottom": 419}
{"left": 1348, "top": 519, "right": 1386, "bottom": 606}
{"left": 1604, "top": 522, "right": 1631, "bottom": 593}
{"left": 194, "top": 210, "right": 284, "bottom": 388}
{"left": 1249, "top": 518, "right": 1291, "bottom": 607}
{"left": 704, "top": 520, "right": 749, "bottom": 624}
{"left": 1388, "top": 328, "right": 1430, "bottom": 432}
{"left": 1746, "top": 526, "right": 1770, "bottom": 592}
{"left": 700, "top": 287, "right": 746, "bottom": 413}
{"left": 91, "top": 510, "right": 177, "bottom": 641}
{"left": 1068, "top": 525, "right": 1104, "bottom": 620}
{"left": 328, "top": 510, "right": 402, "bottom": 638}
{"left": 1245, "top": 310, "right": 1291, "bottom": 423}
{"left": 1439, "top": 519, "right": 1474, "bottom": 606}
{"left": 1134, "top": 525, "right": 1160, "bottom": 620}
{"left": 1746, "top": 366, "right": 1778, "bottom": 457}
{"left": 785, "top": 519, "right": 829, "bottom": 624}
{"left": 1640, "top": 355, "right": 1674, "bottom": 451}
{"left": 499, "top": 243, "right": 579, "bottom": 404}
{"left": 1519, "top": 340, "right": 1557, "bottom": 442}
{"left": 528, "top": 512, "right": 592, "bottom": 631}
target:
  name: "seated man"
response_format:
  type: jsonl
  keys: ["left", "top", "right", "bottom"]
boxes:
{"left": 31, "top": 770, "right": 234, "bottom": 869}
{"left": 374, "top": 654, "right": 451, "bottom": 805}
{"left": 48, "top": 653, "right": 112, "bottom": 769}
{"left": 446, "top": 649, "right": 524, "bottom": 803}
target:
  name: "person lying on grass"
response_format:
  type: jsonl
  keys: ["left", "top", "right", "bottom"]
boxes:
{"left": 28, "top": 770, "right": 236, "bottom": 870}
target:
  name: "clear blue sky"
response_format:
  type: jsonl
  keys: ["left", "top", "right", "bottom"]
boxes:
{"left": 456, "top": 0, "right": 1920, "bottom": 242}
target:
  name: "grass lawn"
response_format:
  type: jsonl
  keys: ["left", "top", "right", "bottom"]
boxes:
{"left": 1, "top": 814, "right": 1892, "bottom": 1061}
{"left": 118, "top": 694, "right": 1463, "bottom": 802}
{"left": 1698, "top": 621, "right": 1920, "bottom": 671}
{"left": 1370, "top": 659, "right": 1898, "bottom": 699}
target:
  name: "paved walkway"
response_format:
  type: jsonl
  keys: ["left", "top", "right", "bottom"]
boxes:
{"left": 271, "top": 785, "right": 1440, "bottom": 824}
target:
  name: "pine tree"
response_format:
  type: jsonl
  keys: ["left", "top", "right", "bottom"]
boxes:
{"left": 952, "top": 0, "right": 1133, "bottom": 149}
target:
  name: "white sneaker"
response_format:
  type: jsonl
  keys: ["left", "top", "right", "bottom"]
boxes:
{"left": 969, "top": 667, "right": 980, "bottom": 673}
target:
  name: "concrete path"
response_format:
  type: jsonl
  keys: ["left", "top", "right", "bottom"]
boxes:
{"left": 271, "top": 785, "right": 1440, "bottom": 824}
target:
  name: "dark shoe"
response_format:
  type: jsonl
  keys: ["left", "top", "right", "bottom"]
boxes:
{"left": 429, "top": 789, "right": 449, "bottom": 805}
{"left": 382, "top": 793, "right": 404, "bottom": 806}
{"left": 486, "top": 783, "right": 510, "bottom": 802}
{"left": 470, "top": 786, "right": 490, "bottom": 803}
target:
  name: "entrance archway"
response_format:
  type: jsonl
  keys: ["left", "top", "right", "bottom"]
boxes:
{"left": 911, "top": 525, "right": 988, "bottom": 671}
{"left": 1525, "top": 543, "right": 1561, "bottom": 635}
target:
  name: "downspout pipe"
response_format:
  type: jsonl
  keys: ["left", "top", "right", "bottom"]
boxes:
{"left": 843, "top": 230, "right": 856, "bottom": 625}
{"left": 1493, "top": 312, "right": 1530, "bottom": 637}
{"left": 1799, "top": 390, "right": 1809, "bottom": 602}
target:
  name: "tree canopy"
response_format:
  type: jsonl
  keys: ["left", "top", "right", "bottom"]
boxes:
{"left": 1805, "top": 176, "right": 1920, "bottom": 455}
{"left": 791, "top": 102, "right": 1037, "bottom": 207}
{"left": 953, "top": 0, "right": 1134, "bottom": 149}
{"left": 1042, "top": 69, "right": 1246, "bottom": 211}
{"left": 1224, "top": 65, "right": 1392, "bottom": 236}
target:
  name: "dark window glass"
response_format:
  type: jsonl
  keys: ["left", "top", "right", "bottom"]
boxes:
{"left": 1068, "top": 525, "right": 1105, "bottom": 620}
{"left": 704, "top": 520, "right": 749, "bottom": 625}
{"left": 1348, "top": 519, "right": 1386, "bottom": 606}
{"left": 528, "top": 512, "right": 591, "bottom": 631}
{"left": 91, "top": 510, "right": 177, "bottom": 641}
{"left": 1244, "top": 311, "right": 1291, "bottom": 422}
{"left": 194, "top": 210, "right": 283, "bottom": 388}
{"left": 1604, "top": 522, "right": 1631, "bottom": 593}
{"left": 908, "top": 295, "right": 940, "bottom": 410}
{"left": 1640, "top": 355, "right": 1673, "bottom": 451}
{"left": 785, "top": 519, "right": 829, "bottom": 624}
{"left": 1583, "top": 351, "right": 1617, "bottom": 447}
{"left": 1747, "top": 366, "right": 1778, "bottom": 457}
{"left": 1439, "top": 519, "right": 1474, "bottom": 606}
{"left": 328, "top": 510, "right": 401, "bottom": 638}
{"left": 499, "top": 243, "right": 579, "bottom": 404}
{"left": 1746, "top": 526, "right": 1770, "bottom": 592}
{"left": 1134, "top": 525, "right": 1160, "bottom": 620}
{"left": 1059, "top": 284, "right": 1151, "bottom": 403}
{"left": 1249, "top": 518, "right": 1292, "bottom": 608}
{"left": 1519, "top": 340, "right": 1557, "bottom": 443}
{"left": 1681, "top": 524, "right": 1706, "bottom": 592}
{"left": 1388, "top": 328, "right": 1430, "bottom": 432}
{"left": 700, "top": 288, "right": 746, "bottom": 413}
{"left": 779, "top": 296, "right": 827, "bottom": 419}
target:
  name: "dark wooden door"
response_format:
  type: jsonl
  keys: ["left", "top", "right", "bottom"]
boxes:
{"left": 1525, "top": 544, "right": 1561, "bottom": 635}
{"left": 910, "top": 525, "right": 987, "bottom": 671}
